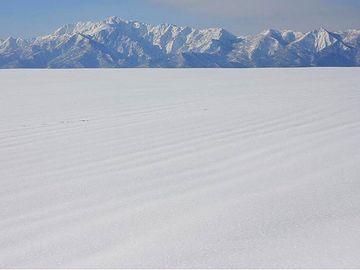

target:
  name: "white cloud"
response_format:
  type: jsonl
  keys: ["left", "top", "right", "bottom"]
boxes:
{"left": 151, "top": 0, "right": 302, "bottom": 17}
{"left": 150, "top": 0, "right": 357, "bottom": 17}
{"left": 148, "top": 0, "right": 360, "bottom": 33}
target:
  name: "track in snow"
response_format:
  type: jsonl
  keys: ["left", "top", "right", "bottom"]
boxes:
{"left": 0, "top": 68, "right": 360, "bottom": 268}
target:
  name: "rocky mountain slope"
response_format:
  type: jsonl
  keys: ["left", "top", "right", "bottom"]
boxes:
{"left": 0, "top": 16, "right": 359, "bottom": 68}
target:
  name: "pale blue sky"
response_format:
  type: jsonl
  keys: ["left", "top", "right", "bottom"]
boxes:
{"left": 0, "top": 0, "right": 359, "bottom": 38}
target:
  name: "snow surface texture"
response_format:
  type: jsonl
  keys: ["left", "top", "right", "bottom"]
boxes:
{"left": 0, "top": 68, "right": 360, "bottom": 268}
{"left": 0, "top": 16, "right": 360, "bottom": 68}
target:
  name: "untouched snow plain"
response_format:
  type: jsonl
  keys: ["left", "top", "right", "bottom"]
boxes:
{"left": 0, "top": 68, "right": 360, "bottom": 268}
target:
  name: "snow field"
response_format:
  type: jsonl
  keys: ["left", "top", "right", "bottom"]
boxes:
{"left": 0, "top": 68, "right": 360, "bottom": 268}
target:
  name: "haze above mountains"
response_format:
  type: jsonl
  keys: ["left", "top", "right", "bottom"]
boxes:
{"left": 1, "top": 16, "right": 359, "bottom": 68}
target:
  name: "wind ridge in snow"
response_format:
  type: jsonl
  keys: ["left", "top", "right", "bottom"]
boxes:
{"left": 0, "top": 68, "right": 360, "bottom": 268}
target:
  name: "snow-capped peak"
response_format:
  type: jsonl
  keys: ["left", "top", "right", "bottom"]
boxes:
{"left": 0, "top": 17, "right": 359, "bottom": 68}
{"left": 281, "top": 30, "right": 304, "bottom": 43}
{"left": 0, "top": 37, "right": 24, "bottom": 50}
{"left": 106, "top": 16, "right": 127, "bottom": 25}
{"left": 314, "top": 28, "right": 336, "bottom": 51}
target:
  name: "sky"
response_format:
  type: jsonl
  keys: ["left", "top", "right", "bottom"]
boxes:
{"left": 0, "top": 0, "right": 359, "bottom": 38}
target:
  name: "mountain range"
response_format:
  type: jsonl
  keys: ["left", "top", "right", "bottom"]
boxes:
{"left": 1, "top": 16, "right": 360, "bottom": 68}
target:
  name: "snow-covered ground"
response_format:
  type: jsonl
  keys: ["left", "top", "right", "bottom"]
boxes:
{"left": 0, "top": 68, "right": 359, "bottom": 268}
